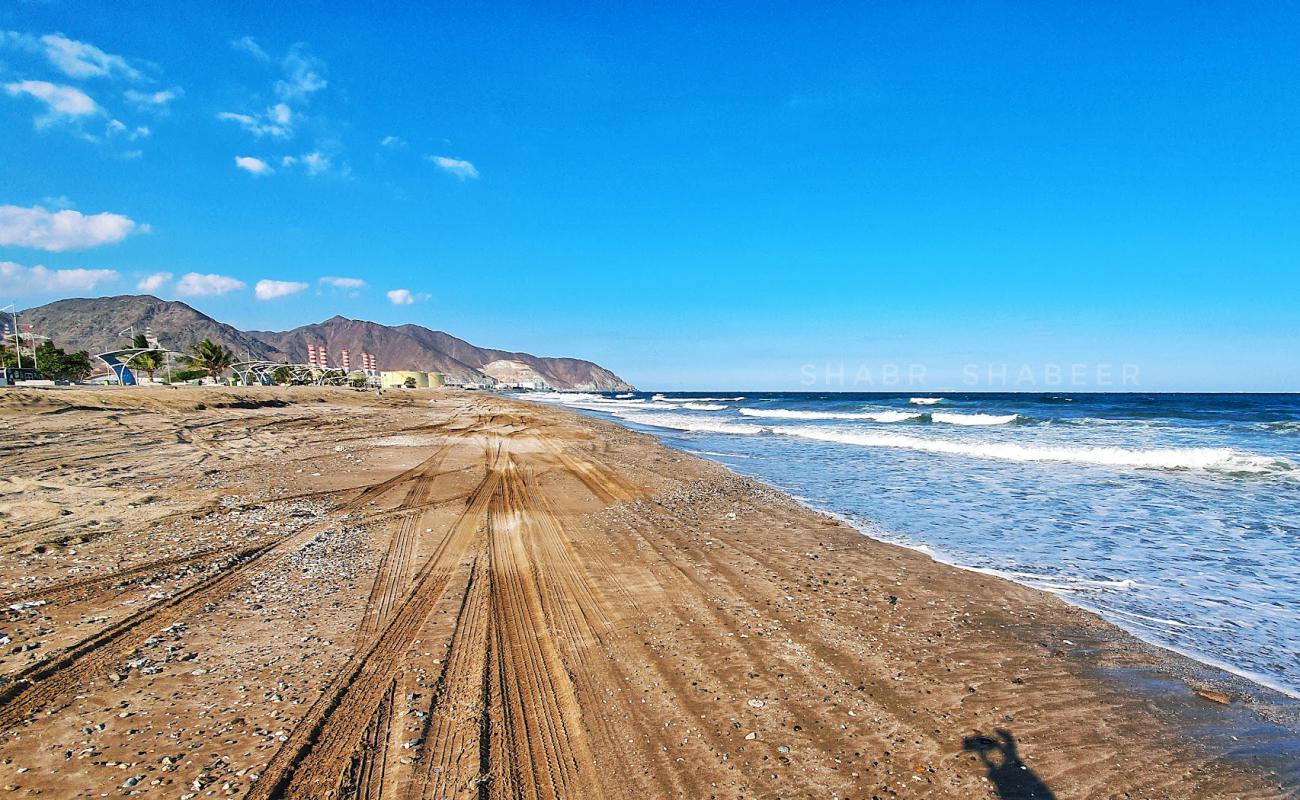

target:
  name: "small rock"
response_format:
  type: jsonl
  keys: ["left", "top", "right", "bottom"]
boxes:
{"left": 1194, "top": 688, "right": 1231, "bottom": 705}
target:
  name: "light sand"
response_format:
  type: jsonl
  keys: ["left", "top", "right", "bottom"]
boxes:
{"left": 0, "top": 386, "right": 1291, "bottom": 798}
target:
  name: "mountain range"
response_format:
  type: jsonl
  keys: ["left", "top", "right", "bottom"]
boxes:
{"left": 16, "top": 295, "right": 634, "bottom": 390}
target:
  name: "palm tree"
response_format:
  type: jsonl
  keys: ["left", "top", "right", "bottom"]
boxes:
{"left": 186, "top": 339, "right": 235, "bottom": 382}
{"left": 129, "top": 350, "right": 164, "bottom": 382}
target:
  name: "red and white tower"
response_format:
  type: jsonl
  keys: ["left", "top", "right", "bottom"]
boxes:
{"left": 307, "top": 343, "right": 317, "bottom": 366}
{"left": 318, "top": 344, "right": 329, "bottom": 369}
{"left": 341, "top": 349, "right": 351, "bottom": 371}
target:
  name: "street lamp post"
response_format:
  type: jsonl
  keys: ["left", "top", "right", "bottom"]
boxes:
{"left": 1, "top": 304, "right": 22, "bottom": 369}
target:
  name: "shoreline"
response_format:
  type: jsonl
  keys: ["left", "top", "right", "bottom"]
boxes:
{"left": 517, "top": 393, "right": 1300, "bottom": 785}
{"left": 549, "top": 394, "right": 1300, "bottom": 700}
{"left": 0, "top": 385, "right": 1294, "bottom": 797}
{"left": 801, "top": 496, "right": 1299, "bottom": 703}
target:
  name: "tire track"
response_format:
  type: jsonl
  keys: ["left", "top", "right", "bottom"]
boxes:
{"left": 247, "top": 444, "right": 505, "bottom": 800}
{"left": 486, "top": 457, "right": 603, "bottom": 800}
{"left": 537, "top": 439, "right": 638, "bottom": 505}
{"left": 341, "top": 678, "right": 397, "bottom": 800}
{"left": 0, "top": 449, "right": 444, "bottom": 731}
{"left": 0, "top": 539, "right": 278, "bottom": 730}
{"left": 0, "top": 539, "right": 264, "bottom": 605}
{"left": 357, "top": 448, "right": 453, "bottom": 641}
{"left": 410, "top": 550, "right": 492, "bottom": 799}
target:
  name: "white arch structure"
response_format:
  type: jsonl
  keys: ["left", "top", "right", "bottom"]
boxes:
{"left": 230, "top": 361, "right": 374, "bottom": 386}
{"left": 94, "top": 348, "right": 186, "bottom": 385}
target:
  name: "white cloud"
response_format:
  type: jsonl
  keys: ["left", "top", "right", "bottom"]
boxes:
{"left": 125, "top": 87, "right": 182, "bottom": 110}
{"left": 0, "top": 204, "right": 147, "bottom": 252}
{"left": 387, "top": 288, "right": 429, "bottom": 305}
{"left": 380, "top": 135, "right": 406, "bottom": 148}
{"left": 274, "top": 44, "right": 327, "bottom": 103}
{"left": 176, "top": 272, "right": 245, "bottom": 297}
{"left": 5, "top": 80, "right": 101, "bottom": 126}
{"left": 231, "top": 35, "right": 270, "bottom": 63}
{"left": 321, "top": 276, "right": 365, "bottom": 289}
{"left": 107, "top": 119, "right": 149, "bottom": 140}
{"left": 39, "top": 33, "right": 142, "bottom": 81}
{"left": 254, "top": 278, "right": 308, "bottom": 300}
{"left": 0, "top": 261, "right": 119, "bottom": 296}
{"left": 136, "top": 271, "right": 172, "bottom": 293}
{"left": 217, "top": 103, "right": 292, "bottom": 138}
{"left": 280, "top": 150, "right": 340, "bottom": 177}
{"left": 0, "top": 30, "right": 41, "bottom": 55}
{"left": 429, "top": 155, "right": 479, "bottom": 180}
{"left": 300, "top": 151, "right": 330, "bottom": 175}
{"left": 234, "top": 155, "right": 273, "bottom": 176}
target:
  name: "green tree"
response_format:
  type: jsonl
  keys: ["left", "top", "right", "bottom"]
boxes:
{"left": 272, "top": 366, "right": 294, "bottom": 385}
{"left": 403, "top": 376, "right": 417, "bottom": 388}
{"left": 123, "top": 333, "right": 171, "bottom": 381}
{"left": 185, "top": 339, "right": 235, "bottom": 381}
{"left": 128, "top": 350, "right": 164, "bottom": 381}
{"left": 33, "top": 342, "right": 94, "bottom": 381}
{"left": 170, "top": 368, "right": 208, "bottom": 382}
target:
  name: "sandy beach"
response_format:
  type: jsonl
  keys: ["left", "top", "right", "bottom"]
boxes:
{"left": 0, "top": 386, "right": 1293, "bottom": 799}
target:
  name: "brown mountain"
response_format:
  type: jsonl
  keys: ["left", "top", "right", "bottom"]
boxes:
{"left": 18, "top": 295, "right": 634, "bottom": 390}
{"left": 17, "top": 295, "right": 287, "bottom": 361}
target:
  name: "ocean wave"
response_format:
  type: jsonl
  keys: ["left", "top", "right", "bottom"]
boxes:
{"left": 1259, "top": 421, "right": 1300, "bottom": 434}
{"left": 909, "top": 397, "right": 944, "bottom": 405}
{"left": 930, "top": 412, "right": 1022, "bottom": 426}
{"left": 614, "top": 393, "right": 635, "bottom": 398}
{"left": 786, "top": 427, "right": 1296, "bottom": 474}
{"left": 652, "top": 394, "right": 744, "bottom": 402}
{"left": 682, "top": 402, "right": 728, "bottom": 411}
{"left": 738, "top": 408, "right": 922, "bottom": 422}
{"left": 619, "top": 412, "right": 1298, "bottom": 476}
{"left": 686, "top": 449, "right": 752, "bottom": 459}
{"left": 622, "top": 412, "right": 768, "bottom": 435}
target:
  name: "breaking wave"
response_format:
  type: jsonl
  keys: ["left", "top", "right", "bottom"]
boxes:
{"left": 619, "top": 412, "right": 1298, "bottom": 476}
{"left": 738, "top": 408, "right": 922, "bottom": 422}
{"left": 910, "top": 397, "right": 944, "bottom": 405}
{"left": 1260, "top": 421, "right": 1300, "bottom": 435}
{"left": 652, "top": 394, "right": 744, "bottom": 402}
{"left": 930, "top": 412, "right": 1022, "bottom": 426}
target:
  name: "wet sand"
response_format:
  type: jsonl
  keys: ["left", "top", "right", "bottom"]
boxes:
{"left": 0, "top": 386, "right": 1293, "bottom": 798}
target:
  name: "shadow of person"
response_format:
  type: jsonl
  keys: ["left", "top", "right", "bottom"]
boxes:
{"left": 962, "top": 728, "right": 1057, "bottom": 800}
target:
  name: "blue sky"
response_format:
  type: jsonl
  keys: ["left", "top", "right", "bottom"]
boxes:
{"left": 2, "top": 3, "right": 1298, "bottom": 391}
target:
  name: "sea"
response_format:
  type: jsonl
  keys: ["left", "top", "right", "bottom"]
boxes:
{"left": 522, "top": 391, "right": 1300, "bottom": 698}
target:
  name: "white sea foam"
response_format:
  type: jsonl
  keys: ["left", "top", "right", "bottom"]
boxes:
{"left": 685, "top": 449, "right": 753, "bottom": 459}
{"left": 738, "top": 408, "right": 922, "bottom": 422}
{"left": 618, "top": 412, "right": 1298, "bottom": 475}
{"left": 910, "top": 397, "right": 944, "bottom": 405}
{"left": 652, "top": 394, "right": 744, "bottom": 402}
{"left": 1260, "top": 421, "right": 1300, "bottom": 434}
{"left": 682, "top": 402, "right": 728, "bottom": 411}
{"left": 614, "top": 393, "right": 635, "bottom": 398}
{"left": 930, "top": 412, "right": 1021, "bottom": 426}
{"left": 622, "top": 412, "right": 768, "bottom": 435}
